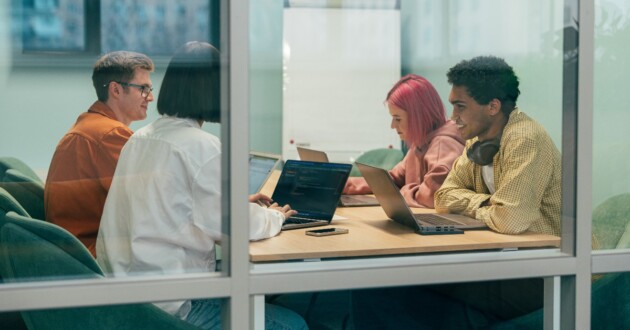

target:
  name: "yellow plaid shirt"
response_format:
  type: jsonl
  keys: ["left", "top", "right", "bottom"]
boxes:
{"left": 434, "top": 109, "right": 561, "bottom": 236}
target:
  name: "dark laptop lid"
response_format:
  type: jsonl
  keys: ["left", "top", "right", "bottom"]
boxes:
{"left": 272, "top": 160, "right": 351, "bottom": 221}
{"left": 249, "top": 152, "right": 281, "bottom": 194}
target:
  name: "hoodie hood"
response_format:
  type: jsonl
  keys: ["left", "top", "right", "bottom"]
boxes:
{"left": 415, "top": 120, "right": 465, "bottom": 152}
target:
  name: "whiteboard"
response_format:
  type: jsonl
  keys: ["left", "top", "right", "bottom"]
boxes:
{"left": 282, "top": 8, "right": 401, "bottom": 163}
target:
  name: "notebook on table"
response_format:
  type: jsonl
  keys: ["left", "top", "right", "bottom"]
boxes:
{"left": 249, "top": 152, "right": 282, "bottom": 194}
{"left": 356, "top": 162, "right": 488, "bottom": 235}
{"left": 296, "top": 147, "right": 380, "bottom": 207}
{"left": 271, "top": 160, "right": 352, "bottom": 230}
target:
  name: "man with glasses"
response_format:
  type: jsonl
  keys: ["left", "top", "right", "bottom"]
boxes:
{"left": 45, "top": 51, "right": 155, "bottom": 256}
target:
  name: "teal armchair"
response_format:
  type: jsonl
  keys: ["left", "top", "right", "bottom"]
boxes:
{"left": 0, "top": 212, "right": 199, "bottom": 329}
{"left": 0, "top": 186, "right": 29, "bottom": 218}
{"left": 0, "top": 189, "right": 29, "bottom": 329}
{"left": 1, "top": 169, "right": 45, "bottom": 220}
{"left": 349, "top": 148, "right": 404, "bottom": 177}
{"left": 592, "top": 193, "right": 630, "bottom": 249}
{"left": 0, "top": 157, "right": 42, "bottom": 184}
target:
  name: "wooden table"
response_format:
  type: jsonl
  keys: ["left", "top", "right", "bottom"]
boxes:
{"left": 250, "top": 205, "right": 560, "bottom": 262}
{"left": 250, "top": 171, "right": 560, "bottom": 263}
{"left": 249, "top": 171, "right": 561, "bottom": 330}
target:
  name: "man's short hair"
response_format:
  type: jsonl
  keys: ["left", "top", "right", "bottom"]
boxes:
{"left": 447, "top": 56, "right": 520, "bottom": 115}
{"left": 157, "top": 41, "right": 221, "bottom": 123}
{"left": 92, "top": 51, "right": 154, "bottom": 102}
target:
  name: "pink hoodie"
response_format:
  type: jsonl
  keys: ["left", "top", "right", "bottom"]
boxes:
{"left": 344, "top": 120, "right": 464, "bottom": 208}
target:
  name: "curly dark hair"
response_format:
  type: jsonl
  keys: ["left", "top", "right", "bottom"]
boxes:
{"left": 447, "top": 56, "right": 520, "bottom": 115}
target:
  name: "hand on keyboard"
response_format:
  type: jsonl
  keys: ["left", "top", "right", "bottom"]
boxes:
{"left": 269, "top": 203, "right": 298, "bottom": 220}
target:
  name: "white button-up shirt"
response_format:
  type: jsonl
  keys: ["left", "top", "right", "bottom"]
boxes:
{"left": 96, "top": 116, "right": 284, "bottom": 319}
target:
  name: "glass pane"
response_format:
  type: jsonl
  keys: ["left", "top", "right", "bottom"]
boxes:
{"left": 269, "top": 290, "right": 352, "bottom": 329}
{"left": 350, "top": 280, "right": 545, "bottom": 328}
{"left": 1, "top": 298, "right": 225, "bottom": 329}
{"left": 249, "top": 0, "right": 569, "bottom": 326}
{"left": 11, "top": 0, "right": 85, "bottom": 52}
{"left": 101, "top": 0, "right": 211, "bottom": 56}
{"left": 269, "top": 283, "right": 547, "bottom": 329}
{"left": 592, "top": 0, "right": 630, "bottom": 250}
{"left": 591, "top": 272, "right": 630, "bottom": 328}
{"left": 0, "top": 0, "right": 229, "bottom": 323}
{"left": 249, "top": 0, "right": 565, "bottom": 259}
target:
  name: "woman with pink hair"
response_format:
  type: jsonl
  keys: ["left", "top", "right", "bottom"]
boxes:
{"left": 344, "top": 74, "right": 464, "bottom": 208}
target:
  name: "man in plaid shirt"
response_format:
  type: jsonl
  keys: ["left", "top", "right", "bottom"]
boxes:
{"left": 435, "top": 55, "right": 561, "bottom": 237}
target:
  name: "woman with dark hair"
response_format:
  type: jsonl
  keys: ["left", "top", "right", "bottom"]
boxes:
{"left": 344, "top": 74, "right": 465, "bottom": 208}
{"left": 96, "top": 42, "right": 307, "bottom": 329}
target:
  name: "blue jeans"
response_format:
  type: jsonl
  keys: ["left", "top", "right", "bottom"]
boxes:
{"left": 186, "top": 299, "right": 308, "bottom": 330}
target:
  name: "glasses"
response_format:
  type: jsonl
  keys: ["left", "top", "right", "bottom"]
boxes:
{"left": 114, "top": 81, "right": 153, "bottom": 98}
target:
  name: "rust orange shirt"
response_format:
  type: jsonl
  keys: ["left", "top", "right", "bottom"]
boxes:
{"left": 45, "top": 101, "right": 132, "bottom": 256}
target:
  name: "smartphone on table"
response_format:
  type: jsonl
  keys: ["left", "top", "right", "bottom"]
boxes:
{"left": 305, "top": 227, "right": 349, "bottom": 237}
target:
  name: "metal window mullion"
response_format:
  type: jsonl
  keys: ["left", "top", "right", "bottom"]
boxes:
{"left": 592, "top": 250, "right": 630, "bottom": 274}
{"left": 559, "top": 0, "right": 596, "bottom": 329}
{"left": 573, "top": 0, "right": 595, "bottom": 327}
{"left": 0, "top": 275, "right": 230, "bottom": 312}
{"left": 250, "top": 256, "right": 577, "bottom": 295}
{"left": 223, "top": 0, "right": 251, "bottom": 329}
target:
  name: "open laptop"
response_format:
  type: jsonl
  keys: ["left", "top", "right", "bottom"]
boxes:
{"left": 249, "top": 152, "right": 282, "bottom": 194}
{"left": 356, "top": 162, "right": 488, "bottom": 234}
{"left": 272, "top": 160, "right": 352, "bottom": 230}
{"left": 296, "top": 146, "right": 329, "bottom": 162}
{"left": 296, "top": 147, "right": 380, "bottom": 207}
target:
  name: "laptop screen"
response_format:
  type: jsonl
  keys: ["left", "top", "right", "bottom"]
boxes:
{"left": 249, "top": 153, "right": 280, "bottom": 194}
{"left": 272, "top": 160, "right": 351, "bottom": 220}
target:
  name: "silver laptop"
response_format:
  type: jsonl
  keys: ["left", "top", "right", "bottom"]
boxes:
{"left": 297, "top": 147, "right": 379, "bottom": 207}
{"left": 249, "top": 152, "right": 282, "bottom": 194}
{"left": 296, "top": 146, "right": 329, "bottom": 163}
{"left": 272, "top": 160, "right": 352, "bottom": 230}
{"left": 356, "top": 162, "right": 487, "bottom": 234}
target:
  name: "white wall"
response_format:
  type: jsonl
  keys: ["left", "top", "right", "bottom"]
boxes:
{"left": 281, "top": 8, "right": 401, "bottom": 162}
{"left": 0, "top": 64, "right": 165, "bottom": 178}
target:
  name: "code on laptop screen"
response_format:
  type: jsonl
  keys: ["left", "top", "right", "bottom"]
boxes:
{"left": 272, "top": 161, "right": 351, "bottom": 219}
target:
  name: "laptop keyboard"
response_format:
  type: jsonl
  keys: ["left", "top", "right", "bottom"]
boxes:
{"left": 285, "top": 216, "right": 316, "bottom": 224}
{"left": 413, "top": 214, "right": 458, "bottom": 226}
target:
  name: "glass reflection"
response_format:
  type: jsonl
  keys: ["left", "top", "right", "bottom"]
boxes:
{"left": 593, "top": 0, "right": 630, "bottom": 250}
{"left": 13, "top": 0, "right": 85, "bottom": 52}
{"left": 101, "top": 0, "right": 210, "bottom": 55}
{"left": 0, "top": 299, "right": 224, "bottom": 329}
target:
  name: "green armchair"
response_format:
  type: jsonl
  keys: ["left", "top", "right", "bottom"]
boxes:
{"left": 1, "top": 169, "right": 45, "bottom": 220}
{"left": 349, "top": 148, "right": 404, "bottom": 177}
{"left": 0, "top": 186, "right": 29, "bottom": 218}
{"left": 0, "top": 212, "right": 199, "bottom": 329}
{"left": 0, "top": 189, "right": 29, "bottom": 329}
{"left": 592, "top": 193, "right": 630, "bottom": 250}
{"left": 0, "top": 157, "right": 42, "bottom": 184}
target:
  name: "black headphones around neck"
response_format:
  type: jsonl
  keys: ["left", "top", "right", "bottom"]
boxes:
{"left": 466, "top": 136, "right": 501, "bottom": 166}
